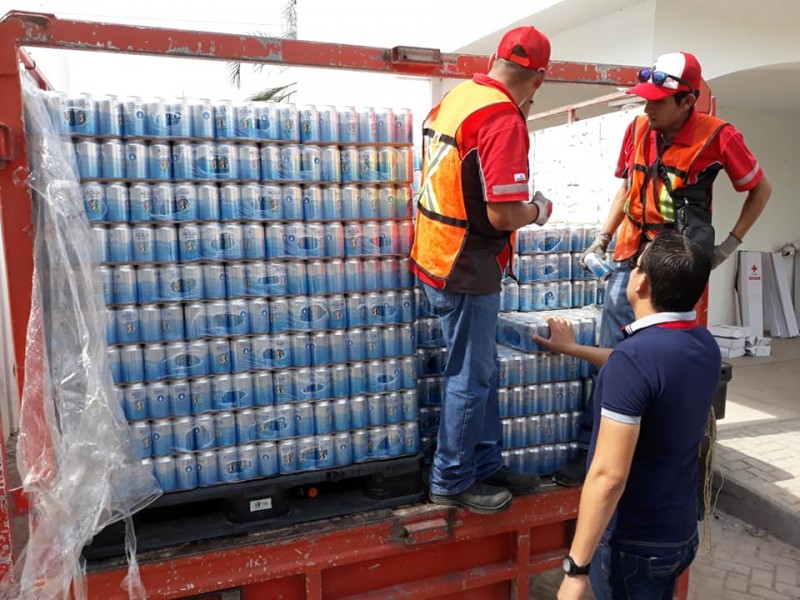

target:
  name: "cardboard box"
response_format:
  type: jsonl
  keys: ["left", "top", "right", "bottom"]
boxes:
{"left": 737, "top": 251, "right": 763, "bottom": 337}
{"left": 708, "top": 324, "right": 750, "bottom": 339}
{"left": 719, "top": 346, "right": 746, "bottom": 358}
{"left": 714, "top": 336, "right": 745, "bottom": 350}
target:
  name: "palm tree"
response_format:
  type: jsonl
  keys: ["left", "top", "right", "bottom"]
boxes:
{"left": 227, "top": 0, "right": 297, "bottom": 102}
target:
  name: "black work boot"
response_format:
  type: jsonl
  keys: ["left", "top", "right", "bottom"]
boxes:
{"left": 482, "top": 466, "right": 541, "bottom": 496}
{"left": 553, "top": 449, "right": 588, "bottom": 487}
{"left": 429, "top": 481, "right": 513, "bottom": 514}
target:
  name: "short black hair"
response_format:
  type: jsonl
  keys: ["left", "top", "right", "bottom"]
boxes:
{"left": 638, "top": 231, "right": 711, "bottom": 312}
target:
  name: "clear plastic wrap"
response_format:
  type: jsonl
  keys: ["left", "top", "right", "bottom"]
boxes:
{"left": 0, "top": 78, "right": 161, "bottom": 600}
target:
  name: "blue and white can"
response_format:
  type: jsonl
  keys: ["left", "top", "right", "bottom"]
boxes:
{"left": 100, "top": 139, "right": 126, "bottom": 179}
{"left": 236, "top": 409, "right": 258, "bottom": 444}
{"left": 104, "top": 183, "right": 129, "bottom": 222}
{"left": 324, "top": 223, "right": 345, "bottom": 258}
{"left": 201, "top": 263, "right": 226, "bottom": 299}
{"left": 151, "top": 225, "right": 176, "bottom": 262}
{"left": 213, "top": 102, "right": 235, "bottom": 139}
{"left": 377, "top": 148, "right": 398, "bottom": 182}
{"left": 278, "top": 439, "right": 297, "bottom": 474}
{"left": 234, "top": 102, "right": 257, "bottom": 139}
{"left": 318, "top": 147, "right": 341, "bottom": 183}
{"left": 147, "top": 142, "right": 172, "bottom": 180}
{"left": 150, "top": 419, "right": 174, "bottom": 456}
{"left": 318, "top": 105, "right": 339, "bottom": 142}
{"left": 302, "top": 185, "right": 323, "bottom": 220}
{"left": 325, "top": 260, "right": 346, "bottom": 294}
{"left": 237, "top": 144, "right": 261, "bottom": 180}
{"left": 150, "top": 183, "right": 174, "bottom": 221}
{"left": 112, "top": 265, "right": 137, "bottom": 304}
{"left": 123, "top": 384, "right": 148, "bottom": 421}
{"left": 338, "top": 106, "right": 359, "bottom": 143}
{"left": 196, "top": 449, "right": 219, "bottom": 486}
{"left": 172, "top": 183, "right": 198, "bottom": 222}
{"left": 129, "top": 183, "right": 153, "bottom": 221}
{"left": 121, "top": 96, "right": 147, "bottom": 137}
{"left": 146, "top": 381, "right": 171, "bottom": 418}
{"left": 188, "top": 99, "right": 214, "bottom": 138}
{"left": 190, "top": 377, "right": 214, "bottom": 415}
{"left": 298, "top": 105, "right": 320, "bottom": 142}
{"left": 259, "top": 144, "right": 281, "bottom": 181}
{"left": 192, "top": 143, "right": 217, "bottom": 180}
{"left": 277, "top": 104, "right": 299, "bottom": 141}
{"left": 375, "top": 108, "right": 394, "bottom": 143}
{"left": 153, "top": 456, "right": 177, "bottom": 491}
{"left": 357, "top": 107, "right": 377, "bottom": 143}
{"left": 300, "top": 146, "right": 322, "bottom": 182}
{"left": 340, "top": 147, "right": 359, "bottom": 183}
{"left": 294, "top": 402, "right": 315, "bottom": 436}
{"left": 97, "top": 95, "right": 123, "bottom": 136}
{"left": 255, "top": 103, "right": 278, "bottom": 140}
{"left": 257, "top": 441, "right": 278, "bottom": 477}
{"left": 219, "top": 184, "right": 240, "bottom": 220}
{"left": 193, "top": 184, "right": 218, "bottom": 221}
{"left": 393, "top": 108, "right": 413, "bottom": 143}
{"left": 358, "top": 147, "right": 378, "bottom": 181}
{"left": 218, "top": 446, "right": 241, "bottom": 483}
{"left": 74, "top": 139, "right": 101, "bottom": 178}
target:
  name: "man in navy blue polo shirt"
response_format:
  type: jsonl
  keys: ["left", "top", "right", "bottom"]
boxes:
{"left": 534, "top": 231, "right": 721, "bottom": 600}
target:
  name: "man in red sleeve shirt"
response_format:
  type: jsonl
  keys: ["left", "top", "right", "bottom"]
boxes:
{"left": 410, "top": 26, "right": 554, "bottom": 513}
{"left": 556, "top": 51, "right": 772, "bottom": 487}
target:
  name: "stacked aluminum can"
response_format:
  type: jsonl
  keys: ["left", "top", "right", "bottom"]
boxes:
{"left": 50, "top": 91, "right": 421, "bottom": 492}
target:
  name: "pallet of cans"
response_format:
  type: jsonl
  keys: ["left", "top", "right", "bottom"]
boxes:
{"left": 499, "top": 222, "right": 609, "bottom": 312}
{"left": 83, "top": 451, "right": 425, "bottom": 560}
{"left": 48, "top": 90, "right": 426, "bottom": 496}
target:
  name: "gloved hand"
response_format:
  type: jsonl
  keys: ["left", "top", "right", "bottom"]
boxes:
{"left": 579, "top": 232, "right": 613, "bottom": 268}
{"left": 712, "top": 232, "right": 742, "bottom": 269}
{"left": 531, "top": 191, "right": 553, "bottom": 226}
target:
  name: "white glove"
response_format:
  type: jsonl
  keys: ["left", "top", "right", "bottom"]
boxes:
{"left": 712, "top": 232, "right": 742, "bottom": 269}
{"left": 579, "top": 232, "right": 613, "bottom": 268}
{"left": 531, "top": 191, "right": 553, "bottom": 226}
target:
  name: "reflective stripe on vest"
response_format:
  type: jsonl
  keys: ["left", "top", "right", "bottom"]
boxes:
{"left": 411, "top": 81, "right": 514, "bottom": 281}
{"left": 615, "top": 113, "right": 729, "bottom": 261}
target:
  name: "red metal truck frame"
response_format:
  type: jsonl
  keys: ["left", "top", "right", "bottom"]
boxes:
{"left": 0, "top": 11, "right": 694, "bottom": 598}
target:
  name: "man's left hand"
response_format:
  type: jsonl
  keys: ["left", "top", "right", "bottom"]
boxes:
{"left": 557, "top": 575, "right": 589, "bottom": 600}
{"left": 712, "top": 232, "right": 742, "bottom": 269}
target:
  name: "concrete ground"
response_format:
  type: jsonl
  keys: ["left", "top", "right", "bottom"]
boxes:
{"left": 529, "top": 337, "right": 800, "bottom": 599}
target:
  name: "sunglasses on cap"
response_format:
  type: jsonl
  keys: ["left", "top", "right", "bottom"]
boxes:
{"left": 637, "top": 68, "right": 696, "bottom": 95}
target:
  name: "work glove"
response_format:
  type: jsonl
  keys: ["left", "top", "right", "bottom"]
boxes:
{"left": 712, "top": 232, "right": 742, "bottom": 269}
{"left": 579, "top": 232, "right": 613, "bottom": 268}
{"left": 531, "top": 191, "right": 553, "bottom": 226}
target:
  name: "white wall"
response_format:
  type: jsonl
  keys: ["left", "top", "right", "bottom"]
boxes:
{"left": 707, "top": 107, "right": 800, "bottom": 325}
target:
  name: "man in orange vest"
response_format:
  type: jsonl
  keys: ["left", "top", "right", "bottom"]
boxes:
{"left": 554, "top": 51, "right": 772, "bottom": 488}
{"left": 410, "top": 26, "right": 554, "bottom": 514}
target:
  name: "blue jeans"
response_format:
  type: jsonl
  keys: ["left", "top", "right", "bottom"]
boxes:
{"left": 421, "top": 283, "right": 503, "bottom": 495}
{"left": 590, "top": 530, "right": 699, "bottom": 600}
{"left": 576, "top": 264, "right": 635, "bottom": 449}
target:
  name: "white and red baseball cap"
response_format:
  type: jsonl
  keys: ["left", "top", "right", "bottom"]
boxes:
{"left": 627, "top": 52, "right": 702, "bottom": 100}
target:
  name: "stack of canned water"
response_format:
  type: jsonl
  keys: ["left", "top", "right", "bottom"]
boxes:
{"left": 48, "top": 92, "right": 424, "bottom": 493}
{"left": 500, "top": 223, "right": 609, "bottom": 312}
{"left": 414, "top": 293, "right": 593, "bottom": 476}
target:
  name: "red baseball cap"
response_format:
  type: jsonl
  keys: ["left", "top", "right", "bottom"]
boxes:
{"left": 496, "top": 26, "right": 551, "bottom": 71}
{"left": 627, "top": 52, "right": 702, "bottom": 100}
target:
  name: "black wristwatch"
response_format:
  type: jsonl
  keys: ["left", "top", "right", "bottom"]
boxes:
{"left": 562, "top": 555, "right": 590, "bottom": 576}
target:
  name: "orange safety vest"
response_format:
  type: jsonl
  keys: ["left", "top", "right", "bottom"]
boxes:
{"left": 614, "top": 113, "right": 730, "bottom": 261}
{"left": 410, "top": 81, "right": 516, "bottom": 283}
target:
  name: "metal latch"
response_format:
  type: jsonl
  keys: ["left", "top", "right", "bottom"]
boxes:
{"left": 391, "top": 46, "right": 442, "bottom": 66}
{"left": 401, "top": 517, "right": 451, "bottom": 546}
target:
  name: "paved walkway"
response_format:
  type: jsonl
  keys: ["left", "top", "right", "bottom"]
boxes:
{"left": 714, "top": 338, "right": 800, "bottom": 549}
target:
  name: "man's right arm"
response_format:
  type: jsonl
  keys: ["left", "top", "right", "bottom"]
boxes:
{"left": 600, "top": 178, "right": 629, "bottom": 238}
{"left": 486, "top": 195, "right": 549, "bottom": 231}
